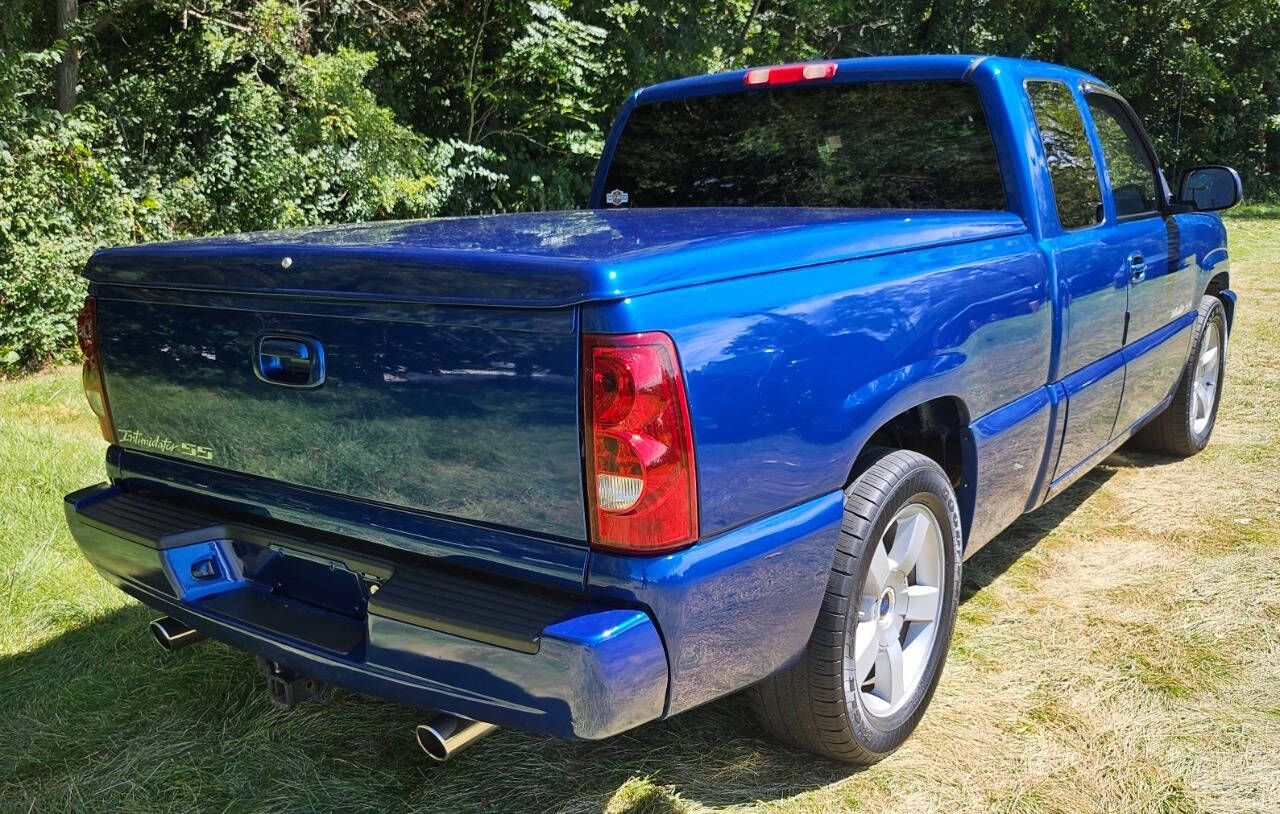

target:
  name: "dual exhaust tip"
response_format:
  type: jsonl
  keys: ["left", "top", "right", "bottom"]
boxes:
{"left": 149, "top": 617, "right": 497, "bottom": 761}
{"left": 415, "top": 714, "right": 499, "bottom": 761}
{"left": 149, "top": 616, "right": 205, "bottom": 651}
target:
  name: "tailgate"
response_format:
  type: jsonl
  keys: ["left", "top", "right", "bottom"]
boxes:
{"left": 95, "top": 291, "right": 586, "bottom": 541}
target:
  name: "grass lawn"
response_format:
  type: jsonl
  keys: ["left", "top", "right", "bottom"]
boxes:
{"left": 3, "top": 214, "right": 1280, "bottom": 813}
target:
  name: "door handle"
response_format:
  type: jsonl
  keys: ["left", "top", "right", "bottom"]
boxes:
{"left": 255, "top": 335, "right": 325, "bottom": 388}
{"left": 1128, "top": 253, "right": 1147, "bottom": 282}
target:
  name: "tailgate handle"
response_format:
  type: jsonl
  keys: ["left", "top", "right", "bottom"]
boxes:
{"left": 255, "top": 335, "right": 325, "bottom": 388}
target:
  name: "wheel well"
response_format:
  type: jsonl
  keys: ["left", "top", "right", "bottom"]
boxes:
{"left": 1206, "top": 272, "right": 1233, "bottom": 330}
{"left": 1206, "top": 272, "right": 1229, "bottom": 299}
{"left": 860, "top": 397, "right": 968, "bottom": 489}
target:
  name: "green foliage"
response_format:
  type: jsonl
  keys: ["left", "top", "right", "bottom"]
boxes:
{"left": 0, "top": 52, "right": 145, "bottom": 368}
{"left": 0, "top": 1, "right": 501, "bottom": 371}
{"left": 1, "top": 0, "right": 1279, "bottom": 373}
{"left": 193, "top": 43, "right": 463, "bottom": 230}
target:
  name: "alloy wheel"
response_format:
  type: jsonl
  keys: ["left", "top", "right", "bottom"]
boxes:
{"left": 847, "top": 502, "right": 946, "bottom": 719}
{"left": 1192, "top": 321, "right": 1222, "bottom": 436}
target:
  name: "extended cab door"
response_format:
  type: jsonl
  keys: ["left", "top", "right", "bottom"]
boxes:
{"left": 1025, "top": 79, "right": 1128, "bottom": 482}
{"left": 1082, "top": 89, "right": 1197, "bottom": 435}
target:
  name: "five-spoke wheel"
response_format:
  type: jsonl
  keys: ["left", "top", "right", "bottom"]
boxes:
{"left": 1191, "top": 320, "right": 1221, "bottom": 436}
{"left": 750, "top": 448, "right": 962, "bottom": 764}
{"left": 1132, "top": 294, "right": 1227, "bottom": 456}
{"left": 850, "top": 503, "right": 946, "bottom": 719}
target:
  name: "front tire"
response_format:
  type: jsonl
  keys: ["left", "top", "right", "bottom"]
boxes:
{"left": 1130, "top": 294, "right": 1227, "bottom": 456}
{"left": 749, "top": 448, "right": 963, "bottom": 764}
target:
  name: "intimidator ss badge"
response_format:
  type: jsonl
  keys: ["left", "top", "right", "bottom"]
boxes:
{"left": 117, "top": 429, "right": 215, "bottom": 461}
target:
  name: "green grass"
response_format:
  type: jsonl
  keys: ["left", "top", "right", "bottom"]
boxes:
{"left": 4, "top": 216, "right": 1280, "bottom": 812}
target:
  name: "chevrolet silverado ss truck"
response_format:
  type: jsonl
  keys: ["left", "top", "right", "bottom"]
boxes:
{"left": 64, "top": 55, "right": 1241, "bottom": 764}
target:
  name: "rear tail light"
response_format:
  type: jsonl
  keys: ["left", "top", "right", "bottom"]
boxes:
{"left": 76, "top": 296, "right": 117, "bottom": 444}
{"left": 583, "top": 332, "right": 698, "bottom": 553}
{"left": 744, "top": 61, "right": 837, "bottom": 86}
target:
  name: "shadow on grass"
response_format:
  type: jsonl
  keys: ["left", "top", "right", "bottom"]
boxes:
{"left": 0, "top": 449, "right": 1175, "bottom": 813}
{"left": 960, "top": 447, "right": 1173, "bottom": 599}
{"left": 0, "top": 602, "right": 851, "bottom": 813}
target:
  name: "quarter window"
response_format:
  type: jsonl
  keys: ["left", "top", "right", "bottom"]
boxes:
{"left": 1086, "top": 94, "right": 1160, "bottom": 217}
{"left": 1026, "top": 80, "right": 1102, "bottom": 230}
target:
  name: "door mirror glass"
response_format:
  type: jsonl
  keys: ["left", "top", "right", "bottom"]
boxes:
{"left": 1178, "top": 166, "right": 1242, "bottom": 211}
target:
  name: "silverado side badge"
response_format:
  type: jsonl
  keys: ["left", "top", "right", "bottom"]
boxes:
{"left": 605, "top": 189, "right": 629, "bottom": 206}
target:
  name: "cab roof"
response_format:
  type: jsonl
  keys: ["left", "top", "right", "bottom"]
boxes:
{"left": 633, "top": 55, "right": 1108, "bottom": 106}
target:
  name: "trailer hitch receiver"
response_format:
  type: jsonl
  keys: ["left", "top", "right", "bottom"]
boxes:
{"left": 257, "top": 656, "right": 335, "bottom": 709}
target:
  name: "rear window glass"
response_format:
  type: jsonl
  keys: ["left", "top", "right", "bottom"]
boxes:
{"left": 600, "top": 81, "right": 1006, "bottom": 210}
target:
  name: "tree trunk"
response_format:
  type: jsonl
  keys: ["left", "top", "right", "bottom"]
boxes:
{"left": 55, "top": 0, "right": 79, "bottom": 113}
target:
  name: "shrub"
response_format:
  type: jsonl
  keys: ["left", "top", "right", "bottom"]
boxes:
{"left": 0, "top": 11, "right": 490, "bottom": 373}
{"left": 0, "top": 52, "right": 150, "bottom": 369}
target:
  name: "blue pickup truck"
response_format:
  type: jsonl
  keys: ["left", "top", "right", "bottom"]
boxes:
{"left": 65, "top": 55, "right": 1240, "bottom": 764}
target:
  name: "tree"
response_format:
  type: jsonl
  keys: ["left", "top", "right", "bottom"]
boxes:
{"left": 54, "top": 0, "right": 77, "bottom": 112}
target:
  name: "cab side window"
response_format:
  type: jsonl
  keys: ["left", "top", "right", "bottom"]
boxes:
{"left": 1026, "top": 80, "right": 1102, "bottom": 230}
{"left": 1086, "top": 93, "right": 1161, "bottom": 218}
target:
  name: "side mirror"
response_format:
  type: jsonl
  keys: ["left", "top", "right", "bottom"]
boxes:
{"left": 1177, "top": 165, "right": 1242, "bottom": 212}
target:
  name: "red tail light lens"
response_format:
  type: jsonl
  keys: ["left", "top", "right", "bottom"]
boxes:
{"left": 744, "top": 61, "right": 837, "bottom": 86}
{"left": 583, "top": 332, "right": 698, "bottom": 553}
{"left": 76, "top": 297, "right": 117, "bottom": 444}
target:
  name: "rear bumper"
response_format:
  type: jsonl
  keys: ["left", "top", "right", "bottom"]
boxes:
{"left": 64, "top": 484, "right": 667, "bottom": 740}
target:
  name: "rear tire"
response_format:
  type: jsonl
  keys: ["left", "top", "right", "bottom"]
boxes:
{"left": 749, "top": 447, "right": 963, "bottom": 764}
{"left": 1129, "top": 295, "right": 1227, "bottom": 456}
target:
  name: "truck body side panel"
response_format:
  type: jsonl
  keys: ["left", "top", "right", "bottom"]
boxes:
{"left": 582, "top": 232, "right": 1054, "bottom": 546}
{"left": 1181, "top": 213, "right": 1232, "bottom": 311}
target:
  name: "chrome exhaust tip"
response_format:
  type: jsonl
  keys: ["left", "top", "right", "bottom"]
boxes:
{"left": 149, "top": 616, "right": 205, "bottom": 651}
{"left": 415, "top": 714, "right": 499, "bottom": 762}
